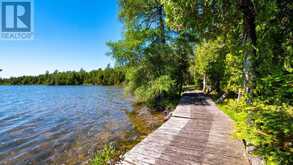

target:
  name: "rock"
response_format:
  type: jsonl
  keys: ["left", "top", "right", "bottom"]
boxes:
{"left": 249, "top": 156, "right": 265, "bottom": 165}
{"left": 163, "top": 111, "right": 172, "bottom": 121}
{"left": 245, "top": 145, "right": 265, "bottom": 165}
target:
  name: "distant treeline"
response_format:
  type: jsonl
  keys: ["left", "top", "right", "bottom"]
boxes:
{"left": 0, "top": 67, "right": 125, "bottom": 86}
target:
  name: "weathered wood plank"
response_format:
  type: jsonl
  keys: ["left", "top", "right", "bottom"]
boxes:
{"left": 118, "top": 92, "right": 249, "bottom": 165}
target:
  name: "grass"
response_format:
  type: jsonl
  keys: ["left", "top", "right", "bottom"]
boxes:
{"left": 91, "top": 144, "right": 116, "bottom": 165}
{"left": 217, "top": 103, "right": 239, "bottom": 122}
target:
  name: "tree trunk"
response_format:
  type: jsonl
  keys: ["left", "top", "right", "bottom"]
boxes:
{"left": 158, "top": 5, "right": 166, "bottom": 44}
{"left": 239, "top": 0, "right": 257, "bottom": 103}
{"left": 216, "top": 93, "right": 227, "bottom": 103}
{"left": 237, "top": 89, "right": 242, "bottom": 101}
{"left": 202, "top": 74, "right": 206, "bottom": 93}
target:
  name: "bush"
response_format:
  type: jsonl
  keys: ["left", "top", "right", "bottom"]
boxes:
{"left": 91, "top": 144, "right": 116, "bottom": 165}
{"left": 219, "top": 100, "right": 293, "bottom": 165}
{"left": 134, "top": 75, "right": 176, "bottom": 108}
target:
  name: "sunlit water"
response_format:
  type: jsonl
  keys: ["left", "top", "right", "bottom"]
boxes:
{"left": 0, "top": 86, "right": 134, "bottom": 164}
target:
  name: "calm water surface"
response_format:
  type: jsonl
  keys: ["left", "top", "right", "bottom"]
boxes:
{"left": 0, "top": 86, "right": 134, "bottom": 164}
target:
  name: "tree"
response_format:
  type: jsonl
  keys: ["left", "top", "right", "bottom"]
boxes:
{"left": 161, "top": 0, "right": 256, "bottom": 99}
{"left": 107, "top": 0, "right": 190, "bottom": 108}
{"left": 108, "top": 0, "right": 293, "bottom": 163}
{"left": 0, "top": 68, "right": 125, "bottom": 86}
{"left": 194, "top": 37, "right": 226, "bottom": 93}
{"left": 239, "top": 0, "right": 257, "bottom": 103}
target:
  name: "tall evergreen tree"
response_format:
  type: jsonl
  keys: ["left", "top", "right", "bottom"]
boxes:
{"left": 107, "top": 0, "right": 193, "bottom": 108}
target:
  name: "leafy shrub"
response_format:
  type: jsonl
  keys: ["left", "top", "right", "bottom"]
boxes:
{"left": 219, "top": 100, "right": 293, "bottom": 165}
{"left": 256, "top": 72, "right": 293, "bottom": 105}
{"left": 134, "top": 75, "right": 176, "bottom": 108}
{"left": 91, "top": 144, "right": 116, "bottom": 165}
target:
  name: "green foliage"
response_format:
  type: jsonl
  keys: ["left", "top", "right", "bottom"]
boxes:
{"left": 194, "top": 37, "right": 226, "bottom": 93}
{"left": 91, "top": 144, "right": 116, "bottom": 165}
{"left": 256, "top": 72, "right": 293, "bottom": 105}
{"left": 161, "top": 0, "right": 240, "bottom": 39}
{"left": 222, "top": 52, "right": 243, "bottom": 94}
{"left": 108, "top": 0, "right": 292, "bottom": 163}
{"left": 107, "top": 0, "right": 193, "bottom": 108}
{"left": 134, "top": 75, "right": 175, "bottom": 107}
{"left": 219, "top": 100, "right": 293, "bottom": 164}
{"left": 121, "top": 44, "right": 187, "bottom": 108}
{"left": 0, "top": 67, "right": 125, "bottom": 86}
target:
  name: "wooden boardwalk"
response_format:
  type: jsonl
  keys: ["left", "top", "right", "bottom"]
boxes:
{"left": 118, "top": 92, "right": 249, "bottom": 165}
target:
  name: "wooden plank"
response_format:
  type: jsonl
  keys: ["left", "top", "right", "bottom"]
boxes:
{"left": 117, "top": 92, "right": 249, "bottom": 165}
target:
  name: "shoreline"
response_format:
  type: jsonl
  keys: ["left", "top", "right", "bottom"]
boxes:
{"left": 0, "top": 85, "right": 137, "bottom": 165}
{"left": 0, "top": 85, "right": 170, "bottom": 164}
{"left": 91, "top": 104, "right": 168, "bottom": 165}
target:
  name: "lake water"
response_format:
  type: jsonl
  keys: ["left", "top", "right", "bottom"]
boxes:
{"left": 0, "top": 86, "right": 134, "bottom": 164}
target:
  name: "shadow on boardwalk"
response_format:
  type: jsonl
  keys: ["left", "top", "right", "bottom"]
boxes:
{"left": 118, "top": 92, "right": 249, "bottom": 165}
{"left": 179, "top": 92, "right": 211, "bottom": 106}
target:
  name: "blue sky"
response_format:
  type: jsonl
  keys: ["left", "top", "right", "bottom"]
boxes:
{"left": 0, "top": 0, "right": 122, "bottom": 78}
